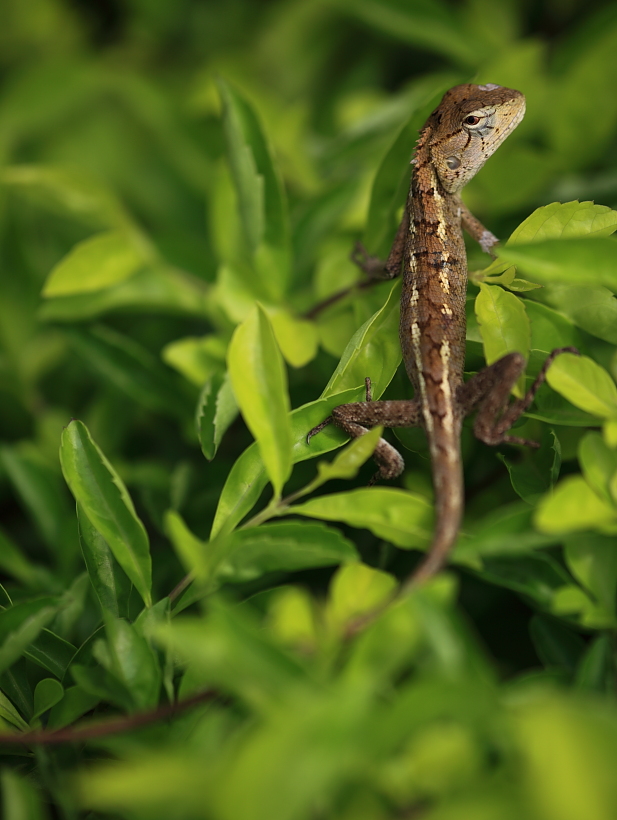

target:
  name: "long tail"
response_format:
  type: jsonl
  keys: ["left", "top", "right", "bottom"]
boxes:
{"left": 405, "top": 424, "right": 464, "bottom": 587}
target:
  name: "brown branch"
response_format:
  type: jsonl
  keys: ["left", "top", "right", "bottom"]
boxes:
{"left": 0, "top": 688, "right": 217, "bottom": 746}
{"left": 303, "top": 278, "right": 376, "bottom": 320}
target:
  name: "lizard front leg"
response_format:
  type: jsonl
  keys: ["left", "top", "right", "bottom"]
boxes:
{"left": 458, "top": 347, "right": 579, "bottom": 445}
{"left": 459, "top": 201, "right": 499, "bottom": 256}
{"left": 308, "top": 378, "right": 421, "bottom": 481}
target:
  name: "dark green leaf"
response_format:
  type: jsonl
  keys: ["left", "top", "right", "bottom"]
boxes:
{"left": 47, "top": 685, "right": 100, "bottom": 730}
{"left": 65, "top": 325, "right": 194, "bottom": 421}
{"left": 77, "top": 503, "right": 132, "bottom": 618}
{"left": 31, "top": 678, "right": 64, "bottom": 722}
{"left": 60, "top": 420, "right": 152, "bottom": 607}
{"left": 529, "top": 615, "right": 585, "bottom": 674}
{"left": 218, "top": 521, "right": 358, "bottom": 583}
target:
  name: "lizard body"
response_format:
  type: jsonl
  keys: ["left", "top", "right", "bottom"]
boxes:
{"left": 309, "top": 84, "right": 576, "bottom": 585}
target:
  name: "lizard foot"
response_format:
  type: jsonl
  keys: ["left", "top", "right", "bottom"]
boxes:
{"left": 306, "top": 416, "right": 333, "bottom": 444}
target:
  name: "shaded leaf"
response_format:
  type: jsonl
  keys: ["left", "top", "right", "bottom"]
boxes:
{"left": 77, "top": 503, "right": 132, "bottom": 618}
{"left": 32, "top": 678, "right": 64, "bottom": 722}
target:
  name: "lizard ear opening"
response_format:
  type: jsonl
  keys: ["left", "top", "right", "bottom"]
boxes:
{"left": 446, "top": 156, "right": 461, "bottom": 170}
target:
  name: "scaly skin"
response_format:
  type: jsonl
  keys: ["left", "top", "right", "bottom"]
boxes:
{"left": 309, "top": 84, "right": 576, "bottom": 585}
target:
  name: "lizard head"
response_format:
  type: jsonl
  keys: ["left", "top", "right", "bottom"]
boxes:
{"left": 424, "top": 83, "right": 526, "bottom": 194}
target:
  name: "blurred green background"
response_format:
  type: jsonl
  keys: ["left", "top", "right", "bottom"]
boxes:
{"left": 3, "top": 0, "right": 617, "bottom": 818}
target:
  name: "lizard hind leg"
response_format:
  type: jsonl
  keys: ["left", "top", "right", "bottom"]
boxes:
{"left": 307, "top": 394, "right": 422, "bottom": 482}
{"left": 459, "top": 347, "right": 579, "bottom": 447}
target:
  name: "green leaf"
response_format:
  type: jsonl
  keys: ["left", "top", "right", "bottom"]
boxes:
{"left": 42, "top": 230, "right": 150, "bottom": 297}
{"left": 60, "top": 420, "right": 152, "bottom": 607}
{"left": 475, "top": 284, "right": 529, "bottom": 395}
{"left": 1, "top": 769, "right": 46, "bottom": 820}
{"left": 66, "top": 325, "right": 194, "bottom": 421}
{"left": 47, "top": 685, "right": 100, "bottom": 730}
{"left": 529, "top": 615, "right": 585, "bottom": 675}
{"left": 209, "top": 387, "right": 365, "bottom": 538}
{"left": 326, "top": 563, "right": 397, "bottom": 629}
{"left": 227, "top": 305, "right": 293, "bottom": 497}
{"left": 578, "top": 432, "right": 617, "bottom": 505}
{"left": 196, "top": 371, "right": 238, "bottom": 461}
{"left": 158, "top": 601, "right": 308, "bottom": 709}
{"left": 217, "top": 79, "right": 290, "bottom": 300}
{"left": 473, "top": 553, "right": 572, "bottom": 608}
{"left": 322, "top": 279, "right": 402, "bottom": 398}
{"left": 526, "top": 300, "right": 582, "bottom": 355}
{"left": 0, "top": 164, "right": 130, "bottom": 230}
{"left": 165, "top": 509, "right": 210, "bottom": 580}
{"left": 508, "top": 202, "right": 617, "bottom": 244}
{"left": 218, "top": 522, "right": 359, "bottom": 583}
{"left": 0, "top": 528, "right": 54, "bottom": 589}
{"left": 313, "top": 426, "right": 383, "bottom": 487}
{"left": 162, "top": 335, "right": 227, "bottom": 387}
{"left": 39, "top": 265, "right": 210, "bottom": 322}
{"left": 288, "top": 487, "right": 433, "bottom": 549}
{"left": 500, "top": 428, "right": 561, "bottom": 504}
{"left": 535, "top": 476, "right": 616, "bottom": 534}
{"left": 575, "top": 636, "right": 614, "bottom": 693}
{"left": 31, "top": 678, "right": 64, "bottom": 722}
{"left": 0, "top": 445, "right": 76, "bottom": 556}
{"left": 548, "top": 22, "right": 617, "bottom": 166}
{"left": 98, "top": 617, "right": 161, "bottom": 711}
{"left": 25, "top": 628, "right": 76, "bottom": 678}
{"left": 340, "top": 0, "right": 485, "bottom": 66}
{"left": 455, "top": 503, "right": 558, "bottom": 565}
{"left": 564, "top": 534, "right": 617, "bottom": 615}
{"left": 0, "top": 690, "right": 29, "bottom": 732}
{"left": 77, "top": 503, "right": 132, "bottom": 618}
{"left": 270, "top": 310, "right": 318, "bottom": 369}
{"left": 516, "top": 696, "right": 617, "bottom": 820}
{"left": 546, "top": 354, "right": 617, "bottom": 419}
{"left": 530, "top": 284, "right": 617, "bottom": 345}
{"left": 497, "top": 238, "right": 617, "bottom": 290}
{"left": 0, "top": 599, "right": 59, "bottom": 676}
{"left": 364, "top": 76, "right": 458, "bottom": 255}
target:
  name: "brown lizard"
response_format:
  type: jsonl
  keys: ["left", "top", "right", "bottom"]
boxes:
{"left": 308, "top": 83, "right": 576, "bottom": 586}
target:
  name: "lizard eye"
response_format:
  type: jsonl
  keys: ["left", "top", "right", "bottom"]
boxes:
{"left": 464, "top": 115, "right": 481, "bottom": 126}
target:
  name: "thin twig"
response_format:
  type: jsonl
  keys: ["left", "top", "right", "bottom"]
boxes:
{"left": 0, "top": 689, "right": 217, "bottom": 746}
{"left": 302, "top": 278, "right": 376, "bottom": 320}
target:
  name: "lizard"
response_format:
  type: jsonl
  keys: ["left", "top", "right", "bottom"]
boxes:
{"left": 308, "top": 83, "right": 577, "bottom": 586}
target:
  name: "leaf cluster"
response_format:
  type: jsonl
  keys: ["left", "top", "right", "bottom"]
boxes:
{"left": 2, "top": 1, "right": 617, "bottom": 819}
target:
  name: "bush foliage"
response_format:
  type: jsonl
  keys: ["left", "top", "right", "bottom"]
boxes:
{"left": 2, "top": 1, "right": 617, "bottom": 818}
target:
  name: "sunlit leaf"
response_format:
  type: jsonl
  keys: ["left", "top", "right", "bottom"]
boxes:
{"left": 42, "top": 231, "right": 152, "bottom": 297}
{"left": 60, "top": 421, "right": 152, "bottom": 607}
